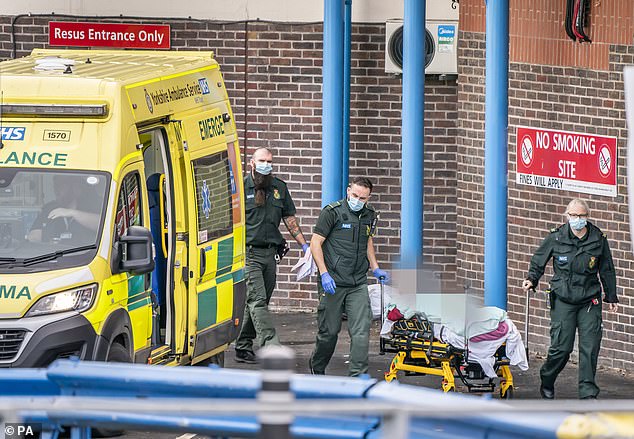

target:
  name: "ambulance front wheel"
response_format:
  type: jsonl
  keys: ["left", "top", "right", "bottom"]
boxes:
{"left": 93, "top": 342, "right": 131, "bottom": 437}
{"left": 106, "top": 342, "right": 132, "bottom": 363}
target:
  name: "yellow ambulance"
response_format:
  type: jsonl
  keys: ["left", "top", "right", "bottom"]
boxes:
{"left": 0, "top": 49, "right": 245, "bottom": 367}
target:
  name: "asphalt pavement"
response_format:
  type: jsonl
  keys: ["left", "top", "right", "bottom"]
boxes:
{"left": 121, "top": 310, "right": 634, "bottom": 439}
{"left": 226, "top": 311, "right": 634, "bottom": 399}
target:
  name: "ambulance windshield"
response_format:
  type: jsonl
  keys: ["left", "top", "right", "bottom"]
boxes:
{"left": 0, "top": 169, "right": 109, "bottom": 273}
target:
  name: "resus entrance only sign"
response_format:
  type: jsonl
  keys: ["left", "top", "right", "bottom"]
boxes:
{"left": 49, "top": 22, "right": 170, "bottom": 49}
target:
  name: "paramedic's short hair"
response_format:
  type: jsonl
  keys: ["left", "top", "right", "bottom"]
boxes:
{"left": 350, "top": 177, "right": 373, "bottom": 193}
{"left": 251, "top": 148, "right": 272, "bottom": 161}
{"left": 565, "top": 198, "right": 590, "bottom": 216}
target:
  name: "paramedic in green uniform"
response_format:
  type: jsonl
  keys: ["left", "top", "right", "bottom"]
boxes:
{"left": 522, "top": 198, "right": 618, "bottom": 399}
{"left": 309, "top": 177, "right": 390, "bottom": 376}
{"left": 235, "top": 147, "right": 309, "bottom": 364}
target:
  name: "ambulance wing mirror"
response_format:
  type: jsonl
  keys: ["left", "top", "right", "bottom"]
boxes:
{"left": 116, "top": 226, "right": 155, "bottom": 275}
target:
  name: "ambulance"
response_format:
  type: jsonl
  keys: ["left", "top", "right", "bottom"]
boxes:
{"left": 0, "top": 49, "right": 246, "bottom": 367}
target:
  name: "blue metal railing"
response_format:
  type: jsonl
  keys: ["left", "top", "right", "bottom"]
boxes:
{"left": 3, "top": 358, "right": 632, "bottom": 439}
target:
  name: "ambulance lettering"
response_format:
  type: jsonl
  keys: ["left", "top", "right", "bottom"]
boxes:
{"left": 0, "top": 285, "right": 31, "bottom": 300}
{"left": 198, "top": 115, "right": 225, "bottom": 141}
{"left": 1, "top": 127, "right": 26, "bottom": 141}
{"left": 0, "top": 151, "right": 68, "bottom": 166}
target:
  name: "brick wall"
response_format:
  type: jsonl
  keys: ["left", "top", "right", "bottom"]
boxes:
{"left": 0, "top": 15, "right": 459, "bottom": 311}
{"left": 461, "top": 0, "right": 634, "bottom": 70}
{"left": 3, "top": 4, "right": 634, "bottom": 371}
{"left": 458, "top": 0, "right": 634, "bottom": 368}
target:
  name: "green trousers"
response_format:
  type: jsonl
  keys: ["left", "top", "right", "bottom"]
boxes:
{"left": 540, "top": 295, "right": 603, "bottom": 398}
{"left": 235, "top": 246, "right": 280, "bottom": 352}
{"left": 311, "top": 282, "right": 372, "bottom": 377}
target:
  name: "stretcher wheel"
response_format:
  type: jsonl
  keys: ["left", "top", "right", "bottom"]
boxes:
{"left": 500, "top": 386, "right": 514, "bottom": 399}
{"left": 384, "top": 371, "right": 398, "bottom": 383}
{"left": 441, "top": 379, "right": 455, "bottom": 392}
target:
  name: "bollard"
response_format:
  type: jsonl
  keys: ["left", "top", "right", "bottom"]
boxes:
{"left": 257, "top": 345, "right": 295, "bottom": 439}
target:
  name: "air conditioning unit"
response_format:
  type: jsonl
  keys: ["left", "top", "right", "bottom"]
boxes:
{"left": 385, "top": 18, "right": 458, "bottom": 75}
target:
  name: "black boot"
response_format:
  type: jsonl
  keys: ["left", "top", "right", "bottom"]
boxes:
{"left": 235, "top": 349, "right": 257, "bottom": 364}
{"left": 539, "top": 385, "right": 555, "bottom": 399}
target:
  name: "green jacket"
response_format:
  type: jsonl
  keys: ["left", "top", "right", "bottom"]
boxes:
{"left": 244, "top": 174, "right": 296, "bottom": 247}
{"left": 314, "top": 199, "right": 377, "bottom": 287}
{"left": 527, "top": 222, "right": 617, "bottom": 304}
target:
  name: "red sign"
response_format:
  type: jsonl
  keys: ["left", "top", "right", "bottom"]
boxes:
{"left": 49, "top": 22, "right": 170, "bottom": 49}
{"left": 516, "top": 126, "right": 617, "bottom": 197}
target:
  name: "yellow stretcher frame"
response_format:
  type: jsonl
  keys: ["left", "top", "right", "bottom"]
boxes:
{"left": 383, "top": 336, "right": 514, "bottom": 398}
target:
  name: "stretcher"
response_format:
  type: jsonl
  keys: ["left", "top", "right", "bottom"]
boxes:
{"left": 379, "top": 282, "right": 515, "bottom": 398}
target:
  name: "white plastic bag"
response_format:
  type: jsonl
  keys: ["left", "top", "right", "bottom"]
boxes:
{"left": 367, "top": 283, "right": 393, "bottom": 320}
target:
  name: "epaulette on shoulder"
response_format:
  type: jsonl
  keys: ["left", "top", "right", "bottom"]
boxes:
{"left": 602, "top": 232, "right": 608, "bottom": 238}
{"left": 326, "top": 201, "right": 342, "bottom": 209}
{"left": 550, "top": 226, "right": 560, "bottom": 233}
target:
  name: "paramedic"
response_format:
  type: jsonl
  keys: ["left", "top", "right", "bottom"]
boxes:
{"left": 522, "top": 198, "right": 618, "bottom": 399}
{"left": 309, "top": 176, "right": 390, "bottom": 376}
{"left": 28, "top": 174, "right": 100, "bottom": 244}
{"left": 234, "top": 147, "right": 309, "bottom": 364}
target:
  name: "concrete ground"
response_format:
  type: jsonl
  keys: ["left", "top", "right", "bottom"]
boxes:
{"left": 227, "top": 311, "right": 634, "bottom": 400}
{"left": 121, "top": 311, "right": 634, "bottom": 438}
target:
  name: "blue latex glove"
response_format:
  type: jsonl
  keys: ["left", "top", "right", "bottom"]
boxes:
{"left": 302, "top": 243, "right": 310, "bottom": 253}
{"left": 321, "top": 272, "right": 337, "bottom": 295}
{"left": 373, "top": 268, "right": 390, "bottom": 283}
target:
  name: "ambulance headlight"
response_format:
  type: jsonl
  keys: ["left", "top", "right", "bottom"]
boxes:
{"left": 25, "top": 284, "right": 98, "bottom": 317}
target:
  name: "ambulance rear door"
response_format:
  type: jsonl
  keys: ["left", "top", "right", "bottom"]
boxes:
{"left": 180, "top": 108, "right": 237, "bottom": 363}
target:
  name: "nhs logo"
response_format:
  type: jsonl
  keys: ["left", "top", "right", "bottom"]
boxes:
{"left": 1, "top": 126, "right": 25, "bottom": 141}
{"left": 198, "top": 78, "right": 210, "bottom": 95}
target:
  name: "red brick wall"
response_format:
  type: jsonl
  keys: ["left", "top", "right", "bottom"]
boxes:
{"left": 3, "top": 5, "right": 634, "bottom": 370}
{"left": 0, "top": 16, "right": 459, "bottom": 311}
{"left": 457, "top": 0, "right": 634, "bottom": 368}
{"left": 461, "top": 0, "right": 634, "bottom": 71}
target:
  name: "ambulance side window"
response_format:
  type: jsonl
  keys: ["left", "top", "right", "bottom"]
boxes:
{"left": 192, "top": 150, "right": 233, "bottom": 244}
{"left": 114, "top": 172, "right": 143, "bottom": 240}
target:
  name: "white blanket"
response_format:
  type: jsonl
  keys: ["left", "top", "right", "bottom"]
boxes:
{"left": 434, "top": 318, "right": 528, "bottom": 378}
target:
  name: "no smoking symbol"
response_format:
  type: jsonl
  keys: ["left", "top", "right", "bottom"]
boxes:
{"left": 598, "top": 145, "right": 611, "bottom": 177}
{"left": 521, "top": 135, "right": 533, "bottom": 166}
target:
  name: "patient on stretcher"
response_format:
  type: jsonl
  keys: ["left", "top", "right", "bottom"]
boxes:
{"left": 433, "top": 312, "right": 528, "bottom": 377}
{"left": 381, "top": 302, "right": 529, "bottom": 378}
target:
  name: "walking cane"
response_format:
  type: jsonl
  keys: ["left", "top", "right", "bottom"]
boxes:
{"left": 525, "top": 287, "right": 535, "bottom": 365}
{"left": 379, "top": 276, "right": 386, "bottom": 355}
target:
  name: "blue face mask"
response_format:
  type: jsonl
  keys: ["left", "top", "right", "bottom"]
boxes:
{"left": 255, "top": 162, "right": 272, "bottom": 175}
{"left": 569, "top": 217, "right": 587, "bottom": 231}
{"left": 347, "top": 196, "right": 365, "bottom": 212}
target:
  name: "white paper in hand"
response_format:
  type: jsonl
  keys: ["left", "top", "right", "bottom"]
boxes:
{"left": 291, "top": 247, "right": 317, "bottom": 281}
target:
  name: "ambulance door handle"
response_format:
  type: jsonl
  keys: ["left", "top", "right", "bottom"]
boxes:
{"left": 182, "top": 267, "right": 189, "bottom": 288}
{"left": 158, "top": 174, "right": 168, "bottom": 258}
{"left": 200, "top": 248, "right": 206, "bottom": 277}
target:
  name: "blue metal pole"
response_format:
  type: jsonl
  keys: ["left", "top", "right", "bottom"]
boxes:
{"left": 342, "top": 0, "right": 352, "bottom": 195}
{"left": 484, "top": 0, "right": 509, "bottom": 309}
{"left": 400, "top": 0, "right": 425, "bottom": 268}
{"left": 322, "top": 0, "right": 345, "bottom": 206}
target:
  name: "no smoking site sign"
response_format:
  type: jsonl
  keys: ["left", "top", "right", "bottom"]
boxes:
{"left": 516, "top": 126, "right": 618, "bottom": 197}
